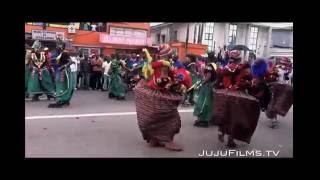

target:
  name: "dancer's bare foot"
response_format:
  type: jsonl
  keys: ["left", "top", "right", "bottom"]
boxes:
{"left": 218, "top": 133, "right": 224, "bottom": 143}
{"left": 149, "top": 138, "right": 162, "bottom": 147}
{"left": 227, "top": 138, "right": 237, "bottom": 148}
{"left": 164, "top": 141, "right": 183, "bottom": 151}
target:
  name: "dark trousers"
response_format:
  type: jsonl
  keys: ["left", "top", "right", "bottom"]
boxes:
{"left": 90, "top": 71, "right": 102, "bottom": 90}
{"left": 77, "top": 71, "right": 82, "bottom": 88}
{"left": 187, "top": 89, "right": 195, "bottom": 104}
{"left": 81, "top": 72, "right": 91, "bottom": 89}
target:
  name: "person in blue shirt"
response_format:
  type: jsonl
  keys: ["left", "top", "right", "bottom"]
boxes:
{"left": 172, "top": 55, "right": 185, "bottom": 69}
{"left": 127, "top": 53, "right": 138, "bottom": 69}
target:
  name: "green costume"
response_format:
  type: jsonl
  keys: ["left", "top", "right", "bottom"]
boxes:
{"left": 27, "top": 50, "right": 55, "bottom": 97}
{"left": 193, "top": 63, "right": 217, "bottom": 123}
{"left": 54, "top": 67, "right": 74, "bottom": 103}
{"left": 54, "top": 51, "right": 74, "bottom": 103}
{"left": 193, "top": 81, "right": 214, "bottom": 122}
{"left": 108, "top": 59, "right": 126, "bottom": 98}
{"left": 25, "top": 51, "right": 31, "bottom": 96}
{"left": 48, "top": 49, "right": 74, "bottom": 108}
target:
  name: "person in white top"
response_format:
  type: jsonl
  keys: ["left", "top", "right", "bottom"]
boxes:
{"left": 76, "top": 54, "right": 84, "bottom": 88}
{"left": 91, "top": 23, "right": 97, "bottom": 31}
{"left": 102, "top": 55, "right": 112, "bottom": 91}
{"left": 70, "top": 53, "right": 78, "bottom": 90}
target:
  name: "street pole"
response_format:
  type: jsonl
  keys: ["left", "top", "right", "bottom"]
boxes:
{"left": 185, "top": 23, "right": 190, "bottom": 58}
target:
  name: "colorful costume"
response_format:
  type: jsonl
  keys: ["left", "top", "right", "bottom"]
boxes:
{"left": 134, "top": 45, "right": 183, "bottom": 151}
{"left": 215, "top": 50, "right": 259, "bottom": 147}
{"left": 48, "top": 40, "right": 75, "bottom": 108}
{"left": 264, "top": 58, "right": 293, "bottom": 128}
{"left": 27, "top": 40, "right": 55, "bottom": 101}
{"left": 249, "top": 59, "right": 272, "bottom": 111}
{"left": 25, "top": 49, "right": 31, "bottom": 97}
{"left": 108, "top": 59, "right": 126, "bottom": 99}
{"left": 193, "top": 63, "right": 217, "bottom": 127}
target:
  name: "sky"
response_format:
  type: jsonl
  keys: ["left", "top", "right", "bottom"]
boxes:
{"left": 150, "top": 22, "right": 293, "bottom": 28}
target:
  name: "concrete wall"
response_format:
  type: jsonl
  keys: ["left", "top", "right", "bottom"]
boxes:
{"left": 151, "top": 23, "right": 273, "bottom": 57}
{"left": 236, "top": 24, "right": 248, "bottom": 45}
{"left": 256, "top": 26, "right": 269, "bottom": 57}
{"left": 150, "top": 25, "right": 171, "bottom": 44}
{"left": 213, "top": 23, "right": 227, "bottom": 52}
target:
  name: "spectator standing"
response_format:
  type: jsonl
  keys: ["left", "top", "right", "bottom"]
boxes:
{"left": 83, "top": 22, "right": 91, "bottom": 31}
{"left": 70, "top": 52, "right": 78, "bottom": 90}
{"left": 102, "top": 55, "right": 112, "bottom": 91}
{"left": 80, "top": 55, "right": 91, "bottom": 90}
{"left": 91, "top": 23, "right": 97, "bottom": 31}
{"left": 90, "top": 54, "right": 103, "bottom": 90}
{"left": 76, "top": 53, "right": 84, "bottom": 88}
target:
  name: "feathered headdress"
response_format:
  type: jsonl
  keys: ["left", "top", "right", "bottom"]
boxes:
{"left": 251, "top": 58, "right": 268, "bottom": 79}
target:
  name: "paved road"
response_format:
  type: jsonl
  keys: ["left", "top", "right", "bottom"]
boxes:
{"left": 25, "top": 90, "right": 293, "bottom": 158}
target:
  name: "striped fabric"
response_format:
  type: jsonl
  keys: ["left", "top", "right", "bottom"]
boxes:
{"left": 134, "top": 80, "right": 183, "bottom": 143}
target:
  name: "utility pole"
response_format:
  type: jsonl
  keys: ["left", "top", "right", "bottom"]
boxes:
{"left": 185, "top": 23, "right": 190, "bottom": 57}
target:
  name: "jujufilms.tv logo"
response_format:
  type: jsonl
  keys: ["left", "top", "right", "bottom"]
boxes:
{"left": 198, "top": 149, "right": 280, "bottom": 157}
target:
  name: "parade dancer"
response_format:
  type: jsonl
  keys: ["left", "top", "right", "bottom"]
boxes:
{"left": 263, "top": 58, "right": 293, "bottom": 128}
{"left": 25, "top": 49, "right": 32, "bottom": 98}
{"left": 184, "top": 54, "right": 198, "bottom": 105}
{"left": 108, "top": 54, "right": 128, "bottom": 100}
{"left": 48, "top": 40, "right": 75, "bottom": 108}
{"left": 193, "top": 63, "right": 217, "bottom": 128}
{"left": 215, "top": 50, "right": 258, "bottom": 148}
{"left": 250, "top": 59, "right": 271, "bottom": 109}
{"left": 135, "top": 44, "right": 183, "bottom": 151}
{"left": 27, "top": 40, "right": 55, "bottom": 101}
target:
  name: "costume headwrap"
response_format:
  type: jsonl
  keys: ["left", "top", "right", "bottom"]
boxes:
{"left": 251, "top": 58, "right": 268, "bottom": 79}
{"left": 205, "top": 62, "right": 217, "bottom": 71}
{"left": 56, "top": 36, "right": 65, "bottom": 50}
{"left": 32, "top": 40, "right": 42, "bottom": 51}
{"left": 229, "top": 50, "right": 241, "bottom": 60}
{"left": 158, "top": 44, "right": 173, "bottom": 58}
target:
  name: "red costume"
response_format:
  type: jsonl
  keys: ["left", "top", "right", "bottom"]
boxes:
{"left": 173, "top": 68, "right": 192, "bottom": 89}
{"left": 218, "top": 63, "right": 252, "bottom": 91}
{"left": 148, "top": 60, "right": 174, "bottom": 90}
{"left": 148, "top": 44, "right": 175, "bottom": 90}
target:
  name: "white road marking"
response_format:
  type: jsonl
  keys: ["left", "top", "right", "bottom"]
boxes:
{"left": 25, "top": 109, "right": 194, "bottom": 120}
{"left": 25, "top": 97, "right": 48, "bottom": 101}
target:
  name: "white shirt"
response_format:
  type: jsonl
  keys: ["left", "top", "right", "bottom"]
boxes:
{"left": 70, "top": 56, "right": 78, "bottom": 72}
{"left": 277, "top": 68, "right": 286, "bottom": 83}
{"left": 91, "top": 24, "right": 97, "bottom": 31}
{"left": 102, "top": 61, "right": 111, "bottom": 75}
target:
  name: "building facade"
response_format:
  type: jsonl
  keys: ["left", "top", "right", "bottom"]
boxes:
{"left": 151, "top": 22, "right": 273, "bottom": 59}
{"left": 25, "top": 22, "right": 151, "bottom": 56}
{"left": 269, "top": 27, "right": 293, "bottom": 57}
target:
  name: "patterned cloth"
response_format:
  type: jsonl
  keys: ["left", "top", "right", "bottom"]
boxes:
{"left": 134, "top": 80, "right": 183, "bottom": 143}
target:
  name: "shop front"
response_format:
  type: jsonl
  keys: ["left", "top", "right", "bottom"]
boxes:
{"left": 99, "top": 28, "right": 152, "bottom": 56}
{"left": 72, "top": 45, "right": 103, "bottom": 56}
{"left": 25, "top": 29, "right": 66, "bottom": 51}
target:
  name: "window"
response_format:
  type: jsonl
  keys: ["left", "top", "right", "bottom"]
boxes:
{"left": 157, "top": 34, "right": 160, "bottom": 43}
{"left": 202, "top": 22, "right": 215, "bottom": 52}
{"left": 110, "top": 27, "right": 147, "bottom": 38}
{"left": 249, "top": 27, "right": 259, "bottom": 51}
{"left": 161, "top": 35, "right": 166, "bottom": 43}
{"left": 228, "top": 24, "right": 237, "bottom": 45}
